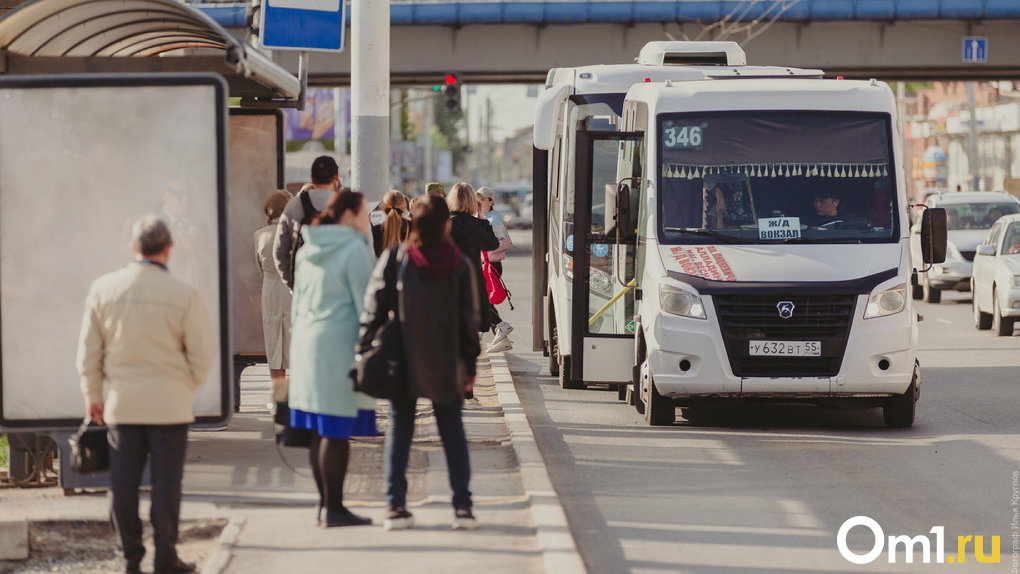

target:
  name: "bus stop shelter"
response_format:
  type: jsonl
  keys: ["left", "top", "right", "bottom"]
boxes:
{"left": 0, "top": 0, "right": 300, "bottom": 105}
{"left": 0, "top": 0, "right": 301, "bottom": 489}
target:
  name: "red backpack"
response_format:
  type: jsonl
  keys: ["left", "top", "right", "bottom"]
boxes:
{"left": 481, "top": 252, "right": 513, "bottom": 308}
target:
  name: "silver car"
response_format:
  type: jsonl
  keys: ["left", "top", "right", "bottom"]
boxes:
{"left": 971, "top": 213, "right": 1020, "bottom": 335}
{"left": 910, "top": 191, "right": 1020, "bottom": 303}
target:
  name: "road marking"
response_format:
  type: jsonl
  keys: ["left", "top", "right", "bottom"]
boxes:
{"left": 606, "top": 520, "right": 828, "bottom": 537}
{"left": 777, "top": 499, "right": 823, "bottom": 529}
{"left": 937, "top": 318, "right": 952, "bottom": 324}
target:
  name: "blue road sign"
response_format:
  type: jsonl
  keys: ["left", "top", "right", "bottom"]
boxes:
{"left": 962, "top": 37, "right": 987, "bottom": 63}
{"left": 261, "top": 0, "right": 346, "bottom": 53}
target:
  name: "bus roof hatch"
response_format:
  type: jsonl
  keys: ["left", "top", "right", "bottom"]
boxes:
{"left": 637, "top": 41, "right": 747, "bottom": 67}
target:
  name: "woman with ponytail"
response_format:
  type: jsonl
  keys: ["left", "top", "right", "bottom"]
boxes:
{"left": 289, "top": 188, "right": 377, "bottom": 528}
{"left": 370, "top": 190, "right": 411, "bottom": 256}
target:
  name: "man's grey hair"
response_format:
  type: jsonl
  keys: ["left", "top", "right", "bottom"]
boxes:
{"left": 130, "top": 215, "right": 173, "bottom": 256}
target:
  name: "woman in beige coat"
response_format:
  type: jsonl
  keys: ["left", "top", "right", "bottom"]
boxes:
{"left": 255, "top": 189, "right": 293, "bottom": 401}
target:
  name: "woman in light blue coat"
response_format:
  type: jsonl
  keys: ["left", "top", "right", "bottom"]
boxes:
{"left": 288, "top": 188, "right": 376, "bottom": 528}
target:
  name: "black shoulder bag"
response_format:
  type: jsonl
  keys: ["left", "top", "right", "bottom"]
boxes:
{"left": 351, "top": 249, "right": 408, "bottom": 400}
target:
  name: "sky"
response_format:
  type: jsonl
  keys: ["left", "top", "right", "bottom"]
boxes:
{"left": 463, "top": 84, "right": 541, "bottom": 143}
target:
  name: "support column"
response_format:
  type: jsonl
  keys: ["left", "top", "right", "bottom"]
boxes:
{"left": 967, "top": 81, "right": 980, "bottom": 191}
{"left": 351, "top": 0, "right": 390, "bottom": 201}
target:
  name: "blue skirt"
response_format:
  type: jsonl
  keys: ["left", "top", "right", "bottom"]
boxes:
{"left": 290, "top": 408, "right": 378, "bottom": 439}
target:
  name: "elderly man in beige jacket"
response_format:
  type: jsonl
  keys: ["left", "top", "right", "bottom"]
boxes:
{"left": 77, "top": 215, "right": 214, "bottom": 574}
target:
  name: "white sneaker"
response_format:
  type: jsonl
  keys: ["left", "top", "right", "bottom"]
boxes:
{"left": 491, "top": 322, "right": 513, "bottom": 345}
{"left": 452, "top": 507, "right": 478, "bottom": 530}
{"left": 383, "top": 507, "right": 414, "bottom": 531}
{"left": 487, "top": 338, "right": 512, "bottom": 354}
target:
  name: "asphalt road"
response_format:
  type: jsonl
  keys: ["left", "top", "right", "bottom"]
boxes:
{"left": 497, "top": 229, "right": 1020, "bottom": 574}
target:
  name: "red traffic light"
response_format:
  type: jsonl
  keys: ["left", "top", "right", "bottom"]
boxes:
{"left": 444, "top": 74, "right": 458, "bottom": 86}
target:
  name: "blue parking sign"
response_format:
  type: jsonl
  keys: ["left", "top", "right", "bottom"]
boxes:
{"left": 962, "top": 37, "right": 987, "bottom": 63}
{"left": 261, "top": 0, "right": 346, "bottom": 53}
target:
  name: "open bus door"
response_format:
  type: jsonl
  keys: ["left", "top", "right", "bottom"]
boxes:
{"left": 564, "top": 131, "right": 644, "bottom": 388}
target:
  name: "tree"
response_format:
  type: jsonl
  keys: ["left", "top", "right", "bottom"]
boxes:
{"left": 434, "top": 105, "right": 467, "bottom": 174}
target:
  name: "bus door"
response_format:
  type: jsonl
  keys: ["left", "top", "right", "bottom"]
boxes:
{"left": 567, "top": 131, "right": 643, "bottom": 386}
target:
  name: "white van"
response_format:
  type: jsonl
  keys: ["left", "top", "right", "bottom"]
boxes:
{"left": 532, "top": 43, "right": 947, "bottom": 427}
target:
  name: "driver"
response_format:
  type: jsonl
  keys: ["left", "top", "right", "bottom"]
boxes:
{"left": 808, "top": 192, "right": 843, "bottom": 228}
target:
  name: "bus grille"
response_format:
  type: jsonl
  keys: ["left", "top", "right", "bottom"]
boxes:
{"left": 712, "top": 294, "right": 856, "bottom": 378}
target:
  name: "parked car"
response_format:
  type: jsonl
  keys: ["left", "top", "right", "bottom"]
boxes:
{"left": 971, "top": 213, "right": 1020, "bottom": 335}
{"left": 492, "top": 202, "right": 521, "bottom": 229}
{"left": 515, "top": 193, "right": 534, "bottom": 229}
{"left": 910, "top": 191, "right": 1020, "bottom": 303}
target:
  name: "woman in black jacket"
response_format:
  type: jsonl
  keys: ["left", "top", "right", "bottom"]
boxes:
{"left": 360, "top": 195, "right": 481, "bottom": 531}
{"left": 446, "top": 181, "right": 499, "bottom": 332}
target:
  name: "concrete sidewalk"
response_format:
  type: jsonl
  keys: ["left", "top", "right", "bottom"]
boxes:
{"left": 1, "top": 354, "right": 584, "bottom": 573}
{"left": 194, "top": 355, "right": 544, "bottom": 573}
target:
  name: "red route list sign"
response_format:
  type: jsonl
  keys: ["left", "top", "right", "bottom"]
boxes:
{"left": 670, "top": 246, "right": 737, "bottom": 282}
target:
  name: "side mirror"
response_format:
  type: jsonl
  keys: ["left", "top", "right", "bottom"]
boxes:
{"left": 604, "top": 182, "right": 634, "bottom": 242}
{"left": 976, "top": 244, "right": 996, "bottom": 256}
{"left": 921, "top": 207, "right": 948, "bottom": 264}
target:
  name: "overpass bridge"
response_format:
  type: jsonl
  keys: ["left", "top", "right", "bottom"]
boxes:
{"left": 203, "top": 0, "right": 1020, "bottom": 85}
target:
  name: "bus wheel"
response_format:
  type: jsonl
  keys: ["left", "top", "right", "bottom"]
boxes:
{"left": 883, "top": 368, "right": 919, "bottom": 428}
{"left": 642, "top": 363, "right": 674, "bottom": 426}
{"left": 558, "top": 354, "right": 584, "bottom": 390}
{"left": 549, "top": 323, "right": 560, "bottom": 377}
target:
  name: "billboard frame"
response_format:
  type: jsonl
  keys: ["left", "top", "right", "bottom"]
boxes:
{"left": 0, "top": 73, "right": 231, "bottom": 430}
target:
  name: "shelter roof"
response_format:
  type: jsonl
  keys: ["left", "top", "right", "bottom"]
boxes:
{"left": 0, "top": 0, "right": 299, "bottom": 104}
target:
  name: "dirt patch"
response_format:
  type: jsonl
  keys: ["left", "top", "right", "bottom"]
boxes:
{"left": 0, "top": 518, "right": 226, "bottom": 574}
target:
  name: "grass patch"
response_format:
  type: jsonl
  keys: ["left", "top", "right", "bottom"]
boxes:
{"left": 1, "top": 433, "right": 8, "bottom": 470}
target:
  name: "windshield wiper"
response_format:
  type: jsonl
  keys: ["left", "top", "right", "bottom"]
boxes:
{"left": 781, "top": 237, "right": 862, "bottom": 244}
{"left": 663, "top": 228, "right": 745, "bottom": 243}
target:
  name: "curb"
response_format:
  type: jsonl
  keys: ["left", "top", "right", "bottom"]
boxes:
{"left": 487, "top": 353, "right": 587, "bottom": 574}
{"left": 200, "top": 515, "right": 245, "bottom": 574}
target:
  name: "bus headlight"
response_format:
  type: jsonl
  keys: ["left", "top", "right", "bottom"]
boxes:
{"left": 659, "top": 285, "right": 706, "bottom": 319}
{"left": 864, "top": 283, "right": 906, "bottom": 319}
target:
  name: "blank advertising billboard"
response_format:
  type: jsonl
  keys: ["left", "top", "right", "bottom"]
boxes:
{"left": 0, "top": 74, "right": 229, "bottom": 428}
{"left": 228, "top": 110, "right": 284, "bottom": 358}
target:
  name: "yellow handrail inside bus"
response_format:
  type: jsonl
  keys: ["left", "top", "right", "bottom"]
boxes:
{"left": 588, "top": 278, "right": 638, "bottom": 326}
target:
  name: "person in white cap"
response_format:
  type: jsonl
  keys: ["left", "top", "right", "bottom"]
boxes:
{"left": 476, "top": 186, "right": 514, "bottom": 353}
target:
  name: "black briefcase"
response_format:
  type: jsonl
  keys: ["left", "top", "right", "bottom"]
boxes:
{"left": 69, "top": 417, "right": 109, "bottom": 473}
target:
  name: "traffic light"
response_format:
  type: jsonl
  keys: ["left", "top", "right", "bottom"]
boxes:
{"left": 442, "top": 74, "right": 461, "bottom": 113}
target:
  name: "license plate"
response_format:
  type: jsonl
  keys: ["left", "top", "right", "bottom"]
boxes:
{"left": 749, "top": 340, "right": 821, "bottom": 357}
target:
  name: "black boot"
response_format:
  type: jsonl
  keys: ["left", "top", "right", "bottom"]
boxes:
{"left": 322, "top": 507, "right": 372, "bottom": 527}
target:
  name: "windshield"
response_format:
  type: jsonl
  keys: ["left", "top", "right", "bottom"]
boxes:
{"left": 1006, "top": 223, "right": 1020, "bottom": 254}
{"left": 944, "top": 203, "right": 1020, "bottom": 230}
{"left": 657, "top": 111, "right": 897, "bottom": 244}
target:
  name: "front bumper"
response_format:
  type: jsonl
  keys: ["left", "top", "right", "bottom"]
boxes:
{"left": 646, "top": 295, "right": 915, "bottom": 400}
{"left": 1001, "top": 287, "right": 1020, "bottom": 317}
{"left": 928, "top": 259, "right": 972, "bottom": 290}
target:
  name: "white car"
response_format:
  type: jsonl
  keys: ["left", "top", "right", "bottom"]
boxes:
{"left": 910, "top": 191, "right": 1020, "bottom": 303}
{"left": 971, "top": 213, "right": 1020, "bottom": 336}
